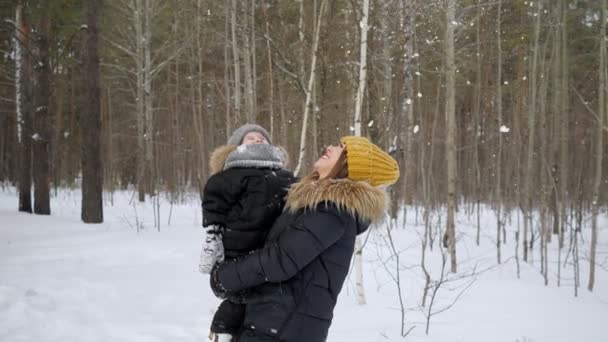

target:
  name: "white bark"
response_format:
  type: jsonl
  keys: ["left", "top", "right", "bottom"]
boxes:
{"left": 144, "top": 0, "right": 153, "bottom": 188}
{"left": 524, "top": 0, "right": 542, "bottom": 263}
{"left": 135, "top": 0, "right": 145, "bottom": 201}
{"left": 293, "top": 0, "right": 327, "bottom": 176}
{"left": 495, "top": 0, "right": 503, "bottom": 265}
{"left": 445, "top": 0, "right": 458, "bottom": 273}
{"left": 400, "top": 0, "right": 416, "bottom": 214}
{"left": 14, "top": 1, "right": 22, "bottom": 143}
{"left": 589, "top": 0, "right": 606, "bottom": 292}
{"left": 352, "top": 0, "right": 370, "bottom": 305}
{"left": 353, "top": 0, "right": 369, "bottom": 136}
{"left": 231, "top": 0, "right": 241, "bottom": 123}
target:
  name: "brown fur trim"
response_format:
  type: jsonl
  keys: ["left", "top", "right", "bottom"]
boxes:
{"left": 209, "top": 145, "right": 238, "bottom": 175}
{"left": 286, "top": 177, "right": 387, "bottom": 222}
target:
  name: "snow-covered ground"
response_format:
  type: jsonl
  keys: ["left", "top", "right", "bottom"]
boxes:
{"left": 1, "top": 187, "right": 607, "bottom": 342}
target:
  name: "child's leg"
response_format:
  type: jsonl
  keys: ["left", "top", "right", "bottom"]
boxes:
{"left": 210, "top": 299, "right": 246, "bottom": 335}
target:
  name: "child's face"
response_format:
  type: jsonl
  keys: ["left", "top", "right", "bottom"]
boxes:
{"left": 241, "top": 132, "right": 269, "bottom": 145}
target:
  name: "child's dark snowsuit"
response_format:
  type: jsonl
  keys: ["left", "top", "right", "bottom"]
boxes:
{"left": 201, "top": 142, "right": 295, "bottom": 335}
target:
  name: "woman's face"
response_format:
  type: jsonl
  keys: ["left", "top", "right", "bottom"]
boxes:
{"left": 241, "top": 132, "right": 269, "bottom": 145}
{"left": 314, "top": 143, "right": 345, "bottom": 179}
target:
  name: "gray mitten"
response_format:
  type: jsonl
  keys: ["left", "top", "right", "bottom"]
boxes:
{"left": 199, "top": 225, "right": 225, "bottom": 274}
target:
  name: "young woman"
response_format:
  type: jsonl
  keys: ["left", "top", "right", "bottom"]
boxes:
{"left": 210, "top": 136, "right": 399, "bottom": 342}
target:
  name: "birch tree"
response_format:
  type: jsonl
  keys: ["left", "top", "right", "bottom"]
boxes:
{"left": 445, "top": 0, "right": 458, "bottom": 273}
{"left": 588, "top": 0, "right": 606, "bottom": 292}
{"left": 352, "top": 0, "right": 370, "bottom": 306}
{"left": 523, "top": 0, "right": 542, "bottom": 263}
{"left": 15, "top": 0, "right": 33, "bottom": 213}
{"left": 294, "top": 0, "right": 327, "bottom": 176}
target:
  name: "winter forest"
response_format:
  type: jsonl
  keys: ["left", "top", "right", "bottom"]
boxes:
{"left": 0, "top": 0, "right": 607, "bottom": 341}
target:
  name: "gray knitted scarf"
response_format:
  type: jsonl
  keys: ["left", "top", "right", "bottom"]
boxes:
{"left": 224, "top": 144, "right": 286, "bottom": 171}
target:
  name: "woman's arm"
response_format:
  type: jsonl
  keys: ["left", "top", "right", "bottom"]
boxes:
{"left": 214, "top": 208, "right": 346, "bottom": 292}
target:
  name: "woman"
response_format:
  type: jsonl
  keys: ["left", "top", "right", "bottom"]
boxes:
{"left": 210, "top": 136, "right": 399, "bottom": 342}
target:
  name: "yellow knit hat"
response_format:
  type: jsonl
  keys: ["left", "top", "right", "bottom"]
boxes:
{"left": 340, "top": 136, "right": 400, "bottom": 187}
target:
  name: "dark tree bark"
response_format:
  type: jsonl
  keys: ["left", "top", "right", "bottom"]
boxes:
{"left": 80, "top": 0, "right": 104, "bottom": 223}
{"left": 32, "top": 1, "right": 51, "bottom": 215}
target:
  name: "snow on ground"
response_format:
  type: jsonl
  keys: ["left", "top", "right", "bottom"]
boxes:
{"left": 1, "top": 187, "right": 607, "bottom": 342}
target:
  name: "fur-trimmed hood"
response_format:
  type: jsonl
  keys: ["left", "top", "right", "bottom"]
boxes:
{"left": 209, "top": 144, "right": 290, "bottom": 175}
{"left": 285, "top": 177, "right": 387, "bottom": 224}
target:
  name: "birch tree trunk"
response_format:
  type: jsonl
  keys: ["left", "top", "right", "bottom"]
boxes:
{"left": 80, "top": 0, "right": 104, "bottom": 223}
{"left": 524, "top": 0, "right": 542, "bottom": 263}
{"left": 401, "top": 0, "right": 416, "bottom": 213}
{"left": 559, "top": 0, "right": 569, "bottom": 252}
{"left": 243, "top": 2, "right": 254, "bottom": 122}
{"left": 135, "top": 0, "right": 146, "bottom": 202}
{"left": 495, "top": 0, "right": 503, "bottom": 264}
{"left": 143, "top": 0, "right": 154, "bottom": 197}
{"left": 445, "top": 0, "right": 457, "bottom": 273}
{"left": 353, "top": 0, "right": 369, "bottom": 136}
{"left": 588, "top": 0, "right": 606, "bottom": 292}
{"left": 293, "top": 0, "right": 327, "bottom": 176}
{"left": 473, "top": 0, "right": 483, "bottom": 246}
{"left": 352, "top": 0, "right": 370, "bottom": 306}
{"left": 15, "top": 0, "right": 33, "bottom": 213}
{"left": 231, "top": 0, "right": 242, "bottom": 125}
{"left": 263, "top": 2, "right": 274, "bottom": 139}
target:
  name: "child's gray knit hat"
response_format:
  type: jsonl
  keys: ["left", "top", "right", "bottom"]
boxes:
{"left": 227, "top": 124, "right": 272, "bottom": 145}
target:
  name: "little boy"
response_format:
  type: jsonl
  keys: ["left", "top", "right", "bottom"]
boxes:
{"left": 199, "top": 124, "right": 295, "bottom": 342}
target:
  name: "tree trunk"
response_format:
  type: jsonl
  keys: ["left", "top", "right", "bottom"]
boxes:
{"left": 401, "top": 0, "right": 416, "bottom": 211}
{"left": 33, "top": 2, "right": 51, "bottom": 215}
{"left": 353, "top": 0, "right": 369, "bottom": 136}
{"left": 293, "top": 0, "right": 327, "bottom": 176}
{"left": 80, "top": 0, "right": 104, "bottom": 223}
{"left": 135, "top": 0, "right": 146, "bottom": 202}
{"left": 231, "top": 0, "right": 242, "bottom": 124}
{"left": 445, "top": 0, "right": 458, "bottom": 273}
{"left": 495, "top": 0, "right": 503, "bottom": 264}
{"left": 524, "top": 0, "right": 542, "bottom": 263}
{"left": 16, "top": 0, "right": 33, "bottom": 213}
{"left": 352, "top": 0, "right": 370, "bottom": 306}
{"left": 143, "top": 0, "right": 154, "bottom": 197}
{"left": 588, "top": 0, "right": 606, "bottom": 292}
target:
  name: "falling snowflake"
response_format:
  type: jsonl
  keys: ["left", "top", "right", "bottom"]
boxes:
{"left": 405, "top": 98, "right": 413, "bottom": 105}
{"left": 413, "top": 125, "right": 420, "bottom": 133}
{"left": 417, "top": 92, "right": 423, "bottom": 98}
{"left": 367, "top": 120, "right": 374, "bottom": 128}
{"left": 499, "top": 125, "right": 510, "bottom": 133}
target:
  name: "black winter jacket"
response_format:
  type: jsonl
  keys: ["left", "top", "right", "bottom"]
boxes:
{"left": 203, "top": 144, "right": 295, "bottom": 258}
{"left": 214, "top": 177, "right": 387, "bottom": 342}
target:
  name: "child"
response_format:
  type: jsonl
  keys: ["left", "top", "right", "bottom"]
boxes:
{"left": 199, "top": 124, "right": 295, "bottom": 342}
